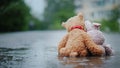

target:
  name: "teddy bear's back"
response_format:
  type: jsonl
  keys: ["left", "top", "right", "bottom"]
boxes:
{"left": 65, "top": 29, "right": 86, "bottom": 52}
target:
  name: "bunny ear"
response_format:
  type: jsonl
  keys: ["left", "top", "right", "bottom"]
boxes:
{"left": 77, "top": 12, "right": 83, "bottom": 20}
{"left": 61, "top": 22, "right": 66, "bottom": 27}
{"left": 93, "top": 23, "right": 101, "bottom": 26}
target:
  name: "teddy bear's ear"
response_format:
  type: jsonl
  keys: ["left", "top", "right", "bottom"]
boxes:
{"left": 77, "top": 12, "right": 83, "bottom": 20}
{"left": 61, "top": 22, "right": 66, "bottom": 27}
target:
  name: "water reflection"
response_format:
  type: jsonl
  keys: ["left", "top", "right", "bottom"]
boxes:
{"left": 0, "top": 48, "right": 28, "bottom": 68}
{"left": 0, "top": 31, "right": 119, "bottom": 68}
{"left": 58, "top": 56, "right": 112, "bottom": 68}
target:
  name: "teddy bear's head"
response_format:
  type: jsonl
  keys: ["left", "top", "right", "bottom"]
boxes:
{"left": 61, "top": 12, "right": 85, "bottom": 32}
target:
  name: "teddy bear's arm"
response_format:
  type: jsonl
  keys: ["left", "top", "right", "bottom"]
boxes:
{"left": 82, "top": 32, "right": 105, "bottom": 56}
{"left": 58, "top": 34, "right": 68, "bottom": 52}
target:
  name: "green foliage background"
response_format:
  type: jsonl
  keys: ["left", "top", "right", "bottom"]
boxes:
{"left": 43, "top": 0, "right": 75, "bottom": 30}
{"left": 98, "top": 6, "right": 120, "bottom": 32}
{"left": 0, "top": 0, "right": 31, "bottom": 32}
{"left": 0, "top": 0, "right": 119, "bottom": 32}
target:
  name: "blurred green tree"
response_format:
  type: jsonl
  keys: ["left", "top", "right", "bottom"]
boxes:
{"left": 100, "top": 6, "right": 120, "bottom": 32}
{"left": 29, "top": 16, "right": 44, "bottom": 30}
{"left": 0, "top": 0, "right": 31, "bottom": 32}
{"left": 43, "top": 0, "right": 75, "bottom": 29}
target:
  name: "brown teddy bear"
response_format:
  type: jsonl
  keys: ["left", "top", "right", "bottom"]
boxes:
{"left": 58, "top": 12, "right": 105, "bottom": 57}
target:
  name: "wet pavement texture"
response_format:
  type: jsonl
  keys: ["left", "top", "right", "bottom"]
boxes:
{"left": 0, "top": 31, "right": 120, "bottom": 68}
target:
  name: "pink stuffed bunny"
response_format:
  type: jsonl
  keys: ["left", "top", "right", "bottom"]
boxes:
{"left": 85, "top": 20, "right": 114, "bottom": 56}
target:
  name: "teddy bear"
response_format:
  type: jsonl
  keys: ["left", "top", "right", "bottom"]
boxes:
{"left": 85, "top": 20, "right": 114, "bottom": 56}
{"left": 58, "top": 12, "right": 105, "bottom": 57}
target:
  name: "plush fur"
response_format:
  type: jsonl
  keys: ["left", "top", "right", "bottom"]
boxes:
{"left": 58, "top": 13, "right": 105, "bottom": 57}
{"left": 85, "top": 21, "right": 105, "bottom": 45}
{"left": 85, "top": 20, "right": 114, "bottom": 56}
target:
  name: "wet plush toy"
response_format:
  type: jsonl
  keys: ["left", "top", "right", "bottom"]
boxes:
{"left": 85, "top": 20, "right": 114, "bottom": 56}
{"left": 85, "top": 20, "right": 105, "bottom": 45}
{"left": 58, "top": 13, "right": 105, "bottom": 57}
